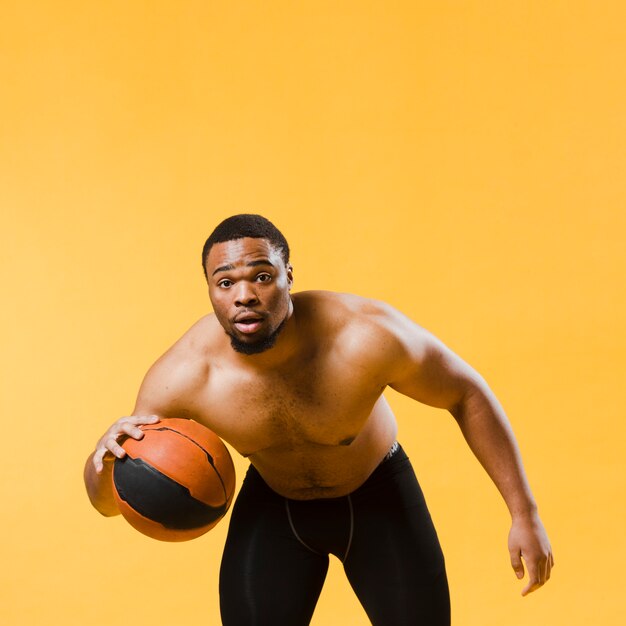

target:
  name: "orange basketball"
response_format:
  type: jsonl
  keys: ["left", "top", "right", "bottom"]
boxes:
{"left": 112, "top": 418, "right": 236, "bottom": 541}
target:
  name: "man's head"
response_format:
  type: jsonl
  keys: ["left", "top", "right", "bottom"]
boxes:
{"left": 202, "top": 214, "right": 290, "bottom": 281}
{"left": 202, "top": 215, "right": 293, "bottom": 355}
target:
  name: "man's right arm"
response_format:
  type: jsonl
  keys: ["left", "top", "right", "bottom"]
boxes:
{"left": 83, "top": 337, "right": 207, "bottom": 517}
{"left": 83, "top": 415, "right": 160, "bottom": 516}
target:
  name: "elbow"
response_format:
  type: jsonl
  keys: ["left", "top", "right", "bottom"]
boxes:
{"left": 97, "top": 505, "right": 121, "bottom": 518}
{"left": 448, "top": 376, "right": 488, "bottom": 422}
{"left": 86, "top": 491, "right": 121, "bottom": 518}
{"left": 83, "top": 457, "right": 121, "bottom": 517}
{"left": 449, "top": 401, "right": 463, "bottom": 422}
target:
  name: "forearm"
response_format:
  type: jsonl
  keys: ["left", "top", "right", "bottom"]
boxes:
{"left": 450, "top": 379, "right": 537, "bottom": 519}
{"left": 83, "top": 452, "right": 120, "bottom": 517}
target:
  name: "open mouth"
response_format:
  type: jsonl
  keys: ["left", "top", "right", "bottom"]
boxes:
{"left": 233, "top": 314, "right": 264, "bottom": 335}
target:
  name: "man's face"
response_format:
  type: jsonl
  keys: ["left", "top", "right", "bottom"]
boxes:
{"left": 206, "top": 237, "right": 293, "bottom": 354}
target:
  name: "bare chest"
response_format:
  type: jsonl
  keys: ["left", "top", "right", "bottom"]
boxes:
{"left": 192, "top": 362, "right": 382, "bottom": 456}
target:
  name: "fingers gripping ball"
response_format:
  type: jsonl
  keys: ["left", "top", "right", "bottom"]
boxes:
{"left": 112, "top": 418, "right": 236, "bottom": 541}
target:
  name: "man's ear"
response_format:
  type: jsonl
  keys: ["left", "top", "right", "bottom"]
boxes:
{"left": 286, "top": 264, "right": 294, "bottom": 288}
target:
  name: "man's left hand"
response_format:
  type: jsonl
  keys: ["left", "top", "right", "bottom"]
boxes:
{"left": 508, "top": 512, "right": 554, "bottom": 596}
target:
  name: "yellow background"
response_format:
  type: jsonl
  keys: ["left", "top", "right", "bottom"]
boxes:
{"left": 1, "top": 2, "right": 624, "bottom": 624}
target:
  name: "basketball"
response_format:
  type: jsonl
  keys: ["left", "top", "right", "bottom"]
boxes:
{"left": 112, "top": 418, "right": 236, "bottom": 541}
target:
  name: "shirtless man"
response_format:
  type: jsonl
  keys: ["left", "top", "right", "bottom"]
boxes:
{"left": 84, "top": 214, "right": 553, "bottom": 625}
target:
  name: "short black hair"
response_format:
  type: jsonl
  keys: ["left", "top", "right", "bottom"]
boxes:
{"left": 202, "top": 214, "right": 290, "bottom": 279}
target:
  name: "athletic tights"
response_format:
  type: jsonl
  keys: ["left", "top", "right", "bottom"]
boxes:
{"left": 219, "top": 444, "right": 450, "bottom": 625}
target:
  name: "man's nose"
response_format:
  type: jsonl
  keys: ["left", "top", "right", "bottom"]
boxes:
{"left": 234, "top": 282, "right": 259, "bottom": 306}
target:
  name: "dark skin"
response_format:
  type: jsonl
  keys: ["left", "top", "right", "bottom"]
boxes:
{"left": 85, "top": 237, "right": 553, "bottom": 595}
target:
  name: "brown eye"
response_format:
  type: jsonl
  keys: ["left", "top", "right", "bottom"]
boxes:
{"left": 256, "top": 273, "right": 272, "bottom": 282}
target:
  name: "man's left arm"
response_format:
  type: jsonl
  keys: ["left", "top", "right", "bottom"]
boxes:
{"left": 384, "top": 316, "right": 554, "bottom": 595}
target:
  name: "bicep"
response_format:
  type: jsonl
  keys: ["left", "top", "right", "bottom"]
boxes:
{"left": 131, "top": 365, "right": 173, "bottom": 416}
{"left": 132, "top": 350, "right": 204, "bottom": 418}
{"left": 387, "top": 325, "right": 482, "bottom": 411}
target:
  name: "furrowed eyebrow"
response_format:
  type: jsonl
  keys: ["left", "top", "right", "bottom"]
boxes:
{"left": 212, "top": 259, "right": 274, "bottom": 276}
{"left": 212, "top": 264, "right": 234, "bottom": 276}
{"left": 247, "top": 259, "right": 274, "bottom": 269}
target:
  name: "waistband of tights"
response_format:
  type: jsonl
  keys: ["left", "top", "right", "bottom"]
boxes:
{"left": 383, "top": 440, "right": 400, "bottom": 462}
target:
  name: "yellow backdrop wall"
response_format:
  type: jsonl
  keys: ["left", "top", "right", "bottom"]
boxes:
{"left": 1, "top": 2, "right": 624, "bottom": 625}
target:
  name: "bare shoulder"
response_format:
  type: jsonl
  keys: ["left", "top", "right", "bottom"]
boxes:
{"left": 133, "top": 313, "right": 222, "bottom": 416}
{"left": 293, "top": 289, "right": 394, "bottom": 316}
{"left": 293, "top": 290, "right": 429, "bottom": 368}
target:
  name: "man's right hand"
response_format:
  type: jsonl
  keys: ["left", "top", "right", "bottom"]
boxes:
{"left": 92, "top": 414, "right": 160, "bottom": 473}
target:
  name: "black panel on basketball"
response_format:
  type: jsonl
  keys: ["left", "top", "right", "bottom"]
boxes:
{"left": 113, "top": 456, "right": 227, "bottom": 530}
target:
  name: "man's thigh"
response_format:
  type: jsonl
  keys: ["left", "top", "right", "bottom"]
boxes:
{"left": 344, "top": 449, "right": 451, "bottom": 626}
{"left": 219, "top": 469, "right": 330, "bottom": 626}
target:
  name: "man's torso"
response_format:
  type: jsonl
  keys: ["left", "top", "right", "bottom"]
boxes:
{"left": 146, "top": 291, "right": 402, "bottom": 499}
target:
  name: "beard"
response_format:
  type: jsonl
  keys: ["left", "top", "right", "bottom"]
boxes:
{"left": 227, "top": 316, "right": 288, "bottom": 355}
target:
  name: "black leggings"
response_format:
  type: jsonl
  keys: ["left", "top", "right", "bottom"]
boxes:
{"left": 219, "top": 445, "right": 450, "bottom": 625}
